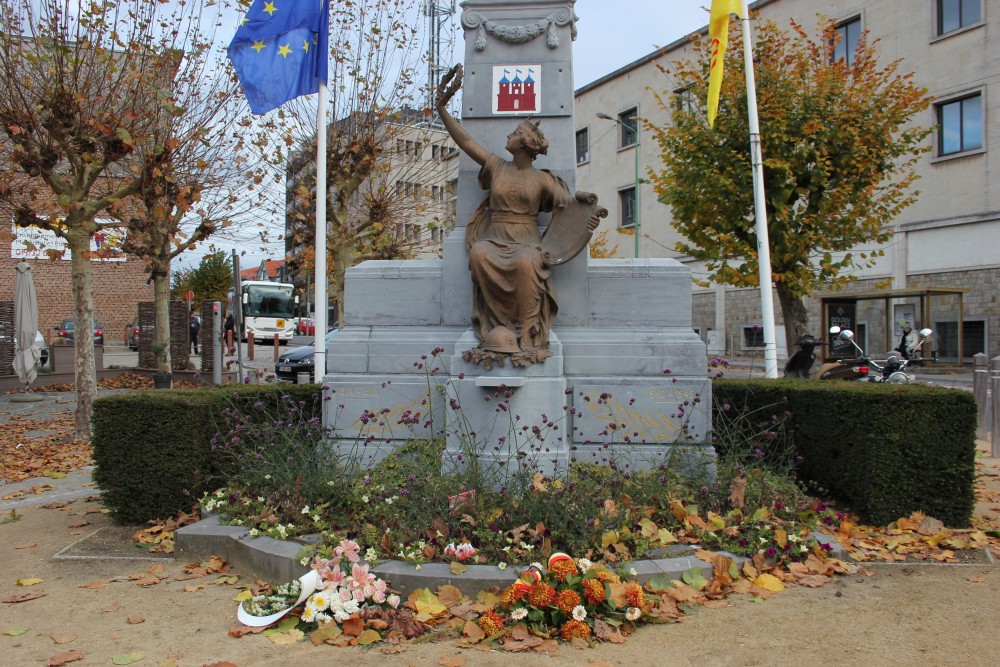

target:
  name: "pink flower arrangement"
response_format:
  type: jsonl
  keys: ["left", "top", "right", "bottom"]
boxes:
{"left": 443, "top": 541, "right": 478, "bottom": 561}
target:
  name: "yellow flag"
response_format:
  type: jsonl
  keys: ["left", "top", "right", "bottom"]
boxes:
{"left": 707, "top": 0, "right": 742, "bottom": 127}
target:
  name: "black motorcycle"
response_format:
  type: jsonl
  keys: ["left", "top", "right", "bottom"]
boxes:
{"left": 783, "top": 332, "right": 871, "bottom": 381}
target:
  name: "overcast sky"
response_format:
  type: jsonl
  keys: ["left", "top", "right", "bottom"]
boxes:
{"left": 572, "top": 1, "right": 710, "bottom": 87}
{"left": 183, "top": 1, "right": 715, "bottom": 271}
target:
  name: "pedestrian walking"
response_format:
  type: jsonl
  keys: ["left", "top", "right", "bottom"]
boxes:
{"left": 224, "top": 312, "right": 236, "bottom": 355}
{"left": 189, "top": 312, "right": 201, "bottom": 354}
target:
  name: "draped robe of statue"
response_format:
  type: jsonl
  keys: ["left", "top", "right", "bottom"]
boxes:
{"left": 466, "top": 153, "right": 572, "bottom": 356}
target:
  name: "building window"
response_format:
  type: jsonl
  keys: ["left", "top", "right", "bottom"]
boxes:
{"left": 741, "top": 325, "right": 765, "bottom": 349}
{"left": 934, "top": 318, "right": 986, "bottom": 361}
{"left": 674, "top": 87, "right": 696, "bottom": 116}
{"left": 575, "top": 127, "right": 589, "bottom": 164}
{"left": 832, "top": 16, "right": 861, "bottom": 65}
{"left": 618, "top": 186, "right": 636, "bottom": 228}
{"left": 618, "top": 108, "right": 638, "bottom": 147}
{"left": 938, "top": 0, "right": 982, "bottom": 35}
{"left": 937, "top": 93, "right": 983, "bottom": 155}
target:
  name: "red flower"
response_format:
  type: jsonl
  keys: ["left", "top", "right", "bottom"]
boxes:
{"left": 548, "top": 557, "right": 579, "bottom": 583}
{"left": 560, "top": 619, "right": 591, "bottom": 640}
{"left": 555, "top": 589, "right": 582, "bottom": 614}
{"left": 625, "top": 582, "right": 646, "bottom": 609}
{"left": 500, "top": 583, "right": 527, "bottom": 609}
{"left": 527, "top": 581, "right": 556, "bottom": 608}
{"left": 478, "top": 609, "right": 506, "bottom": 636}
{"left": 582, "top": 579, "right": 606, "bottom": 606}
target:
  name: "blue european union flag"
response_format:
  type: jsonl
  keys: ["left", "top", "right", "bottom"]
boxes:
{"left": 228, "top": 0, "right": 329, "bottom": 114}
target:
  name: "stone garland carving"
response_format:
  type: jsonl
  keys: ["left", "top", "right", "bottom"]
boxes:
{"left": 461, "top": 8, "right": 577, "bottom": 51}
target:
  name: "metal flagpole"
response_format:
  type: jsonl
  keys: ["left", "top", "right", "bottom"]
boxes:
{"left": 740, "top": 0, "right": 778, "bottom": 378}
{"left": 313, "top": 80, "right": 328, "bottom": 384}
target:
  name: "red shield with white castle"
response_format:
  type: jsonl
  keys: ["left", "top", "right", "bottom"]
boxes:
{"left": 492, "top": 65, "right": 540, "bottom": 114}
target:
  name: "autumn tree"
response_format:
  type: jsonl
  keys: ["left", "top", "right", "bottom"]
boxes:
{"left": 282, "top": 0, "right": 437, "bottom": 326}
{"left": 0, "top": 0, "right": 213, "bottom": 437}
{"left": 171, "top": 251, "right": 234, "bottom": 305}
{"left": 646, "top": 18, "right": 932, "bottom": 349}
{"left": 117, "top": 3, "right": 276, "bottom": 378}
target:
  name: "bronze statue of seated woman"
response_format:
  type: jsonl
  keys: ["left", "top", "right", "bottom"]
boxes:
{"left": 435, "top": 65, "right": 605, "bottom": 366}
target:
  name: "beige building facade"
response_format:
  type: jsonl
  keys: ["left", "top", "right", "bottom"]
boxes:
{"left": 284, "top": 116, "right": 458, "bottom": 316}
{"left": 574, "top": 0, "right": 999, "bottom": 362}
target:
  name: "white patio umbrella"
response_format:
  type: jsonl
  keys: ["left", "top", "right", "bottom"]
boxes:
{"left": 12, "top": 261, "right": 42, "bottom": 395}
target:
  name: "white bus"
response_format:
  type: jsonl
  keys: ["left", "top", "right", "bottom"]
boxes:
{"left": 234, "top": 280, "right": 299, "bottom": 344}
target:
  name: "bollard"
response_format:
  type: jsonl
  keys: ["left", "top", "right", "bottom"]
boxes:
{"left": 274, "top": 334, "right": 280, "bottom": 362}
{"left": 212, "top": 301, "right": 222, "bottom": 386}
{"left": 247, "top": 332, "right": 254, "bottom": 361}
{"left": 973, "top": 353, "right": 988, "bottom": 440}
{"left": 992, "top": 356, "right": 1000, "bottom": 458}
{"left": 297, "top": 372, "right": 310, "bottom": 385}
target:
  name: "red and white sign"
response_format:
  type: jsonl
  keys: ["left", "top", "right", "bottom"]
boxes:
{"left": 492, "top": 65, "right": 540, "bottom": 115}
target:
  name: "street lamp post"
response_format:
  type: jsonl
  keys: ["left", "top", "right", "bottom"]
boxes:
{"left": 597, "top": 112, "right": 640, "bottom": 258}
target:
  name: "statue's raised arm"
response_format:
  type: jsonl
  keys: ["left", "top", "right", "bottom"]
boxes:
{"left": 434, "top": 65, "right": 490, "bottom": 167}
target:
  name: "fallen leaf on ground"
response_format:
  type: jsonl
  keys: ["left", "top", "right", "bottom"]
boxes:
{"left": 101, "top": 602, "right": 122, "bottom": 613}
{"left": 127, "top": 615, "right": 145, "bottom": 624}
{"left": 264, "top": 628, "right": 304, "bottom": 645}
{"left": 380, "top": 644, "right": 408, "bottom": 654}
{"left": 14, "top": 543, "right": 36, "bottom": 549}
{"left": 794, "top": 574, "right": 831, "bottom": 588}
{"left": 3, "top": 627, "right": 29, "bottom": 636}
{"left": 16, "top": 577, "right": 43, "bottom": 586}
{"left": 47, "top": 649, "right": 84, "bottom": 666}
{"left": 80, "top": 580, "right": 108, "bottom": 590}
{"left": 357, "top": 629, "right": 381, "bottom": 645}
{"left": 183, "top": 584, "right": 204, "bottom": 593}
{"left": 228, "top": 625, "right": 266, "bottom": 638}
{"left": 132, "top": 576, "right": 161, "bottom": 587}
{"left": 752, "top": 573, "right": 785, "bottom": 592}
{"left": 461, "top": 620, "right": 485, "bottom": 643}
{"left": 2, "top": 591, "right": 46, "bottom": 603}
{"left": 51, "top": 633, "right": 77, "bottom": 644}
{"left": 309, "top": 623, "right": 342, "bottom": 645}
{"left": 341, "top": 615, "right": 363, "bottom": 637}
{"left": 593, "top": 618, "right": 625, "bottom": 644}
{"left": 438, "top": 655, "right": 467, "bottom": 667}
{"left": 111, "top": 652, "right": 143, "bottom": 665}
{"left": 67, "top": 520, "right": 90, "bottom": 529}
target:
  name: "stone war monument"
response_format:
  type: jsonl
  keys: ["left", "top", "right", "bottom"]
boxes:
{"left": 324, "top": 0, "right": 712, "bottom": 477}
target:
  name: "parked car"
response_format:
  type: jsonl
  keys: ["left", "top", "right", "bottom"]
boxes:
{"left": 10, "top": 330, "right": 49, "bottom": 369}
{"left": 54, "top": 319, "right": 105, "bottom": 345}
{"left": 296, "top": 318, "right": 335, "bottom": 337}
{"left": 275, "top": 329, "right": 338, "bottom": 383}
{"left": 127, "top": 322, "right": 139, "bottom": 351}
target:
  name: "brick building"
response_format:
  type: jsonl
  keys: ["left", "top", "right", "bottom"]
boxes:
{"left": 1, "top": 251, "right": 153, "bottom": 346}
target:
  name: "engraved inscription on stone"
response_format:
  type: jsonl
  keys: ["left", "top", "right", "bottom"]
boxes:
{"left": 571, "top": 381, "right": 710, "bottom": 445}
{"left": 327, "top": 382, "right": 436, "bottom": 440}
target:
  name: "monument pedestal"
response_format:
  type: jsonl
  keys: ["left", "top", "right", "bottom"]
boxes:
{"left": 324, "top": 257, "right": 714, "bottom": 478}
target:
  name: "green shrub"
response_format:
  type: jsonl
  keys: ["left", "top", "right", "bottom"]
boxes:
{"left": 92, "top": 384, "right": 323, "bottom": 524}
{"left": 714, "top": 379, "right": 977, "bottom": 526}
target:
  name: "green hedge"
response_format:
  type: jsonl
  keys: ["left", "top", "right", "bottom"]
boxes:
{"left": 714, "top": 379, "right": 977, "bottom": 527}
{"left": 92, "top": 384, "right": 323, "bottom": 524}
